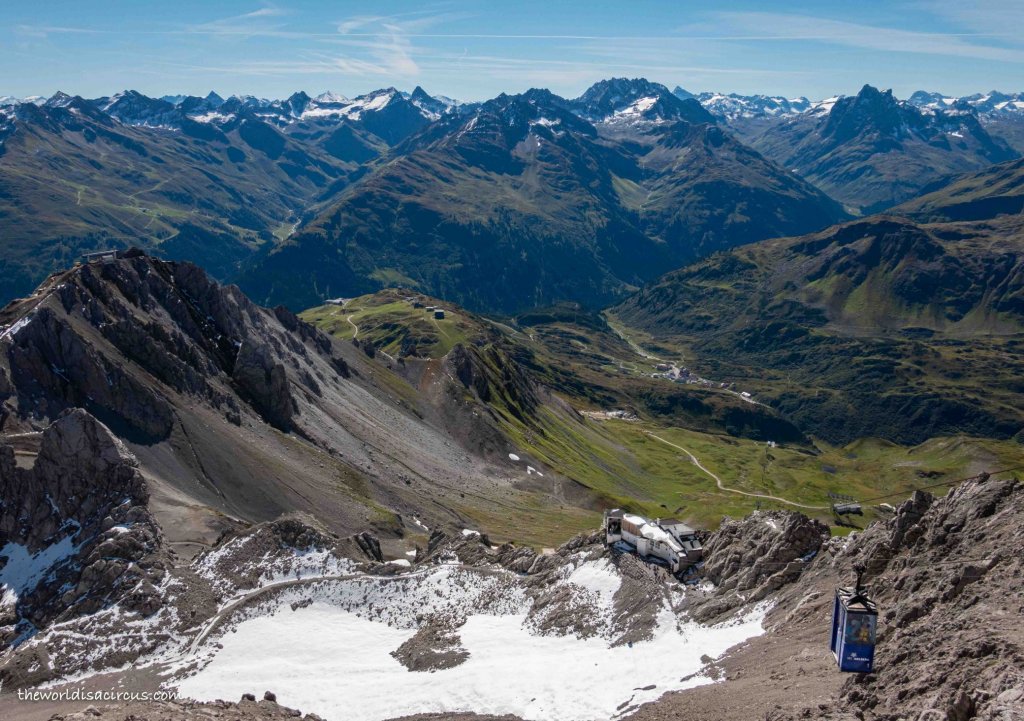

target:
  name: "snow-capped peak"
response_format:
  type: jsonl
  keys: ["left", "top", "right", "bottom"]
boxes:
{"left": 314, "top": 91, "right": 349, "bottom": 104}
{"left": 44, "top": 91, "right": 75, "bottom": 108}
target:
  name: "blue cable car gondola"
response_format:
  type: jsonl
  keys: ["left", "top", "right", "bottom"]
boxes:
{"left": 830, "top": 566, "right": 878, "bottom": 673}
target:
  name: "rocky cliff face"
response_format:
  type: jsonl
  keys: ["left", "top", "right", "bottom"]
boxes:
{"left": 0, "top": 409, "right": 166, "bottom": 648}
{"left": 0, "top": 251, "right": 343, "bottom": 439}
{"left": 828, "top": 475, "right": 1024, "bottom": 720}
{"left": 0, "top": 251, "right": 542, "bottom": 543}
{"left": 695, "top": 510, "right": 830, "bottom": 621}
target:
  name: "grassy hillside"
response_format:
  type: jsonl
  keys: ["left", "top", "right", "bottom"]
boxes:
{"left": 895, "top": 156, "right": 1024, "bottom": 221}
{"left": 0, "top": 100, "right": 365, "bottom": 304}
{"left": 611, "top": 162, "right": 1024, "bottom": 446}
{"left": 302, "top": 289, "right": 1024, "bottom": 542}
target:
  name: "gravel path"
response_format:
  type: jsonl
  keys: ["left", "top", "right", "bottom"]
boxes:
{"left": 644, "top": 432, "right": 829, "bottom": 510}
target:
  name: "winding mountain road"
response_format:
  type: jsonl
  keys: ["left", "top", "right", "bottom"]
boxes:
{"left": 644, "top": 432, "right": 828, "bottom": 510}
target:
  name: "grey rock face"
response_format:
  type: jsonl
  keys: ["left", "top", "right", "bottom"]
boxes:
{"left": 830, "top": 475, "right": 1024, "bottom": 720}
{"left": 695, "top": 510, "right": 830, "bottom": 620}
{"left": 7, "top": 307, "right": 175, "bottom": 439}
{"left": 0, "top": 409, "right": 165, "bottom": 651}
{"left": 232, "top": 339, "right": 296, "bottom": 430}
{"left": 391, "top": 616, "right": 469, "bottom": 672}
{"left": 1, "top": 252, "right": 341, "bottom": 442}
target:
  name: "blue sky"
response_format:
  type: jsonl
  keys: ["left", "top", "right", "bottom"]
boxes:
{"left": 2, "top": 0, "right": 1022, "bottom": 101}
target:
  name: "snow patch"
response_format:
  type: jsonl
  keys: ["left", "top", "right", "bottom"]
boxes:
{"left": 177, "top": 597, "right": 769, "bottom": 721}
{"left": 566, "top": 559, "right": 620, "bottom": 608}
{"left": 0, "top": 536, "right": 80, "bottom": 602}
{"left": 0, "top": 315, "right": 33, "bottom": 341}
{"left": 190, "top": 112, "right": 235, "bottom": 124}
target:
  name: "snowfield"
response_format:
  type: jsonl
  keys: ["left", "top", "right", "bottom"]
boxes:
{"left": 0, "top": 536, "right": 80, "bottom": 602}
{"left": 175, "top": 563, "right": 770, "bottom": 721}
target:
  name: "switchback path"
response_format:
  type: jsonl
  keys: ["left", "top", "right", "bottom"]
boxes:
{"left": 644, "top": 432, "right": 829, "bottom": 510}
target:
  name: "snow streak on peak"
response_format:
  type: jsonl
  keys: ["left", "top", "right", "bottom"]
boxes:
{"left": 314, "top": 91, "right": 349, "bottom": 104}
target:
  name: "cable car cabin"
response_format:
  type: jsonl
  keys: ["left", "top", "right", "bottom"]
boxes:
{"left": 830, "top": 584, "right": 878, "bottom": 673}
{"left": 603, "top": 509, "right": 702, "bottom": 574}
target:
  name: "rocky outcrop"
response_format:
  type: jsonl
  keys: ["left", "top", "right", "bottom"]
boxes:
{"left": 6, "top": 307, "right": 175, "bottom": 439}
{"left": 391, "top": 616, "right": 469, "bottom": 672}
{"left": 830, "top": 475, "right": 1024, "bottom": 720}
{"left": 272, "top": 305, "right": 332, "bottom": 355}
{"left": 232, "top": 339, "right": 297, "bottom": 430}
{"left": 353, "top": 530, "right": 384, "bottom": 563}
{"left": 0, "top": 251, "right": 344, "bottom": 440}
{"left": 444, "top": 343, "right": 540, "bottom": 423}
{"left": 0, "top": 409, "right": 166, "bottom": 648}
{"left": 695, "top": 510, "right": 830, "bottom": 621}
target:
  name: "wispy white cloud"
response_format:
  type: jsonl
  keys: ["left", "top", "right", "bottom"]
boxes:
{"left": 325, "top": 10, "right": 474, "bottom": 79}
{"left": 15, "top": 24, "right": 113, "bottom": 38}
{"left": 913, "top": 0, "right": 1024, "bottom": 37}
{"left": 185, "top": 4, "right": 295, "bottom": 39}
{"left": 707, "top": 12, "right": 1024, "bottom": 63}
{"left": 244, "top": 7, "right": 287, "bottom": 19}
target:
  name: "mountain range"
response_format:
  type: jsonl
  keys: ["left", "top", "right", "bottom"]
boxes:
{"left": 736, "top": 85, "right": 1018, "bottom": 214}
{"left": 674, "top": 85, "right": 1024, "bottom": 123}
{"left": 1, "top": 124, "right": 1022, "bottom": 720}
{"left": 612, "top": 156, "right": 1024, "bottom": 444}
{"left": 1, "top": 216, "right": 1022, "bottom": 721}
{"left": 240, "top": 82, "right": 845, "bottom": 313}
{"left": 3, "top": 78, "right": 1023, "bottom": 314}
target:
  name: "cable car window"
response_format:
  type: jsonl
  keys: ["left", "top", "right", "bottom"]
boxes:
{"left": 845, "top": 613, "right": 876, "bottom": 646}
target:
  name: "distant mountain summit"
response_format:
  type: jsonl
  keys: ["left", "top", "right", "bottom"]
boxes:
{"left": 240, "top": 82, "right": 846, "bottom": 313}
{"left": 908, "top": 88, "right": 1024, "bottom": 116}
{"left": 679, "top": 88, "right": 812, "bottom": 120}
{"left": 743, "top": 84, "right": 1018, "bottom": 213}
{"left": 43, "top": 90, "right": 75, "bottom": 108}
{"left": 99, "top": 90, "right": 181, "bottom": 129}
{"left": 821, "top": 85, "right": 922, "bottom": 144}
{"left": 572, "top": 77, "right": 714, "bottom": 125}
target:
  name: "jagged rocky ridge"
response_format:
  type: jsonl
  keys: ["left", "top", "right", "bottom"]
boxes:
{"left": 743, "top": 85, "right": 1018, "bottom": 214}
{"left": 0, "top": 410, "right": 165, "bottom": 647}
{"left": 0, "top": 251, "right": 585, "bottom": 546}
